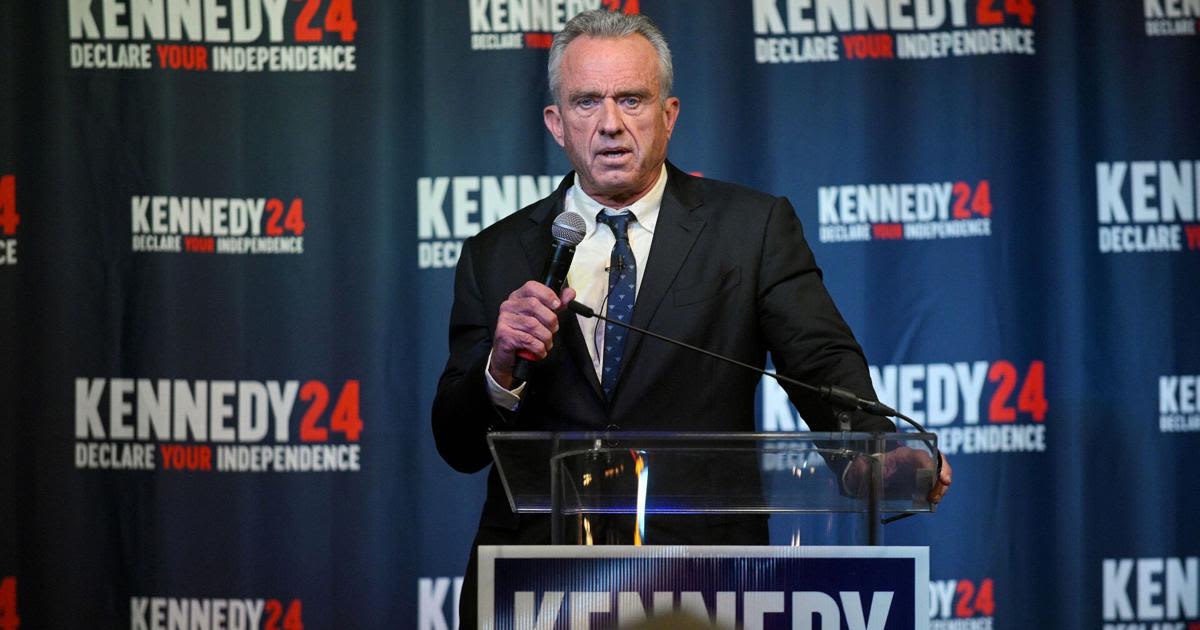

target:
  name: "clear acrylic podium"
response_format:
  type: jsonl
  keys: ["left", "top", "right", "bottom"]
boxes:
{"left": 487, "top": 431, "right": 938, "bottom": 546}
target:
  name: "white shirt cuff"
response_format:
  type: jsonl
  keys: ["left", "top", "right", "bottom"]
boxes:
{"left": 485, "top": 350, "right": 525, "bottom": 411}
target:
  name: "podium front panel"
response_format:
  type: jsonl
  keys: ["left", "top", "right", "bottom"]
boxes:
{"left": 478, "top": 545, "right": 930, "bottom": 630}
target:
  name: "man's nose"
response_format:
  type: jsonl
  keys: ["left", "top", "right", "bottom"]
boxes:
{"left": 598, "top": 98, "right": 623, "bottom": 135}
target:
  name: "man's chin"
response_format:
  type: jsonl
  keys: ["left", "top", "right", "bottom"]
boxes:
{"left": 588, "top": 165, "right": 634, "bottom": 183}
{"left": 582, "top": 175, "right": 637, "bottom": 201}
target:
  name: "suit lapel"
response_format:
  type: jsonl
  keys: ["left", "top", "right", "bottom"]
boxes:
{"left": 614, "top": 165, "right": 706, "bottom": 395}
{"left": 560, "top": 307, "right": 604, "bottom": 401}
{"left": 518, "top": 216, "right": 552, "bottom": 279}
{"left": 520, "top": 175, "right": 605, "bottom": 402}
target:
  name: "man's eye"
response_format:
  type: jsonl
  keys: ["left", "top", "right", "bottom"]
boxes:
{"left": 576, "top": 98, "right": 597, "bottom": 108}
{"left": 621, "top": 97, "right": 641, "bottom": 108}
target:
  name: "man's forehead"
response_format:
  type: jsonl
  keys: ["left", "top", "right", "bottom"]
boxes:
{"left": 560, "top": 35, "right": 660, "bottom": 88}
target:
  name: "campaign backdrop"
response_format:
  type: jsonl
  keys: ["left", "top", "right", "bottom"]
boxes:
{"left": 1, "top": 1, "right": 1198, "bottom": 628}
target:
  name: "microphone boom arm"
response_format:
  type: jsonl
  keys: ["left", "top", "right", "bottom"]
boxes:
{"left": 568, "top": 300, "right": 897, "bottom": 419}
{"left": 567, "top": 299, "right": 943, "bottom": 511}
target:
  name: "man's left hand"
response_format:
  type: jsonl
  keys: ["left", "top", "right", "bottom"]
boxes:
{"left": 929, "top": 452, "right": 952, "bottom": 505}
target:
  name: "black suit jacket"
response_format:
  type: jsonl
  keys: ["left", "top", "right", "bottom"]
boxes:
{"left": 432, "top": 162, "right": 893, "bottom": 534}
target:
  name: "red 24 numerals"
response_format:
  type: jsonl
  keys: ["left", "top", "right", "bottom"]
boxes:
{"left": 265, "top": 198, "right": 305, "bottom": 236}
{"left": 977, "top": 0, "right": 1035, "bottom": 26}
{"left": 295, "top": 0, "right": 357, "bottom": 42}
{"left": 988, "top": 360, "right": 1048, "bottom": 423}
{"left": 952, "top": 181, "right": 992, "bottom": 219}
{"left": 955, "top": 578, "right": 996, "bottom": 618}
{"left": 299, "top": 380, "right": 363, "bottom": 442}
{"left": 264, "top": 599, "right": 303, "bottom": 630}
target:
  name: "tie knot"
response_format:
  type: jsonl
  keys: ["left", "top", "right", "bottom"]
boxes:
{"left": 597, "top": 211, "right": 634, "bottom": 241}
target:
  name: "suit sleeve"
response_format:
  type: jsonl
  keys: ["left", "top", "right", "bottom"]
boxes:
{"left": 756, "top": 196, "right": 896, "bottom": 433}
{"left": 431, "top": 237, "right": 511, "bottom": 473}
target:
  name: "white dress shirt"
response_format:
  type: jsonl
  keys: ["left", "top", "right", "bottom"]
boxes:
{"left": 486, "top": 164, "right": 668, "bottom": 409}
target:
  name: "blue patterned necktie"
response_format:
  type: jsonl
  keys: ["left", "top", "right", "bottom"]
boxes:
{"left": 596, "top": 210, "right": 636, "bottom": 399}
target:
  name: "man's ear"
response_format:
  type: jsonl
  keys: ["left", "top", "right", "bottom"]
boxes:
{"left": 544, "top": 104, "right": 566, "bottom": 147}
{"left": 662, "top": 96, "right": 680, "bottom": 138}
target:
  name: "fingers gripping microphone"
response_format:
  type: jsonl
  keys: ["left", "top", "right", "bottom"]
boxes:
{"left": 511, "top": 210, "right": 587, "bottom": 382}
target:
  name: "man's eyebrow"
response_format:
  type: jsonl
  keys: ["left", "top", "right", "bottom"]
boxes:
{"left": 567, "top": 90, "right": 603, "bottom": 102}
{"left": 566, "top": 88, "right": 653, "bottom": 102}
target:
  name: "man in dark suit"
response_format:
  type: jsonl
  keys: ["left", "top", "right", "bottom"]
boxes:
{"left": 432, "top": 9, "right": 952, "bottom": 627}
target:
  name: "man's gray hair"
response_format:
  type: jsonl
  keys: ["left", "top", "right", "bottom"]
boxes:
{"left": 547, "top": 10, "right": 674, "bottom": 104}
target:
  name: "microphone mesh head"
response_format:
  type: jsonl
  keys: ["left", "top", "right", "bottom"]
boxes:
{"left": 551, "top": 210, "right": 587, "bottom": 246}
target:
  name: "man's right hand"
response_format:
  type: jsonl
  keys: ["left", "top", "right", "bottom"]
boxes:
{"left": 489, "top": 281, "right": 576, "bottom": 389}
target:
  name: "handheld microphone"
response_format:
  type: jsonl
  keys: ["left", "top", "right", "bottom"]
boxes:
{"left": 511, "top": 211, "right": 587, "bottom": 383}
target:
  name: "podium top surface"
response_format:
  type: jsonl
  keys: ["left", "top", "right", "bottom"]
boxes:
{"left": 487, "top": 431, "right": 937, "bottom": 516}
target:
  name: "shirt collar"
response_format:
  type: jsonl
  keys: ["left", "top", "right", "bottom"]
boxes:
{"left": 568, "top": 163, "right": 668, "bottom": 237}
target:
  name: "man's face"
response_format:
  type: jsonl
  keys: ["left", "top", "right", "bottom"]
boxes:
{"left": 544, "top": 35, "right": 680, "bottom": 208}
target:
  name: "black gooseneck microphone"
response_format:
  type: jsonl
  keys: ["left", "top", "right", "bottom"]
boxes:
{"left": 511, "top": 211, "right": 587, "bottom": 383}
{"left": 568, "top": 301, "right": 899, "bottom": 420}
{"left": 567, "top": 299, "right": 944, "bottom": 500}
